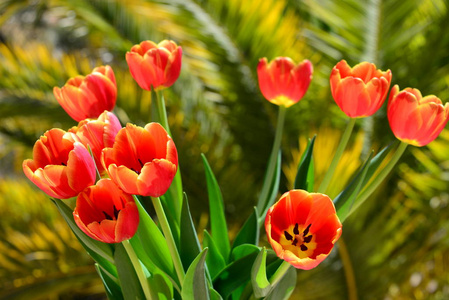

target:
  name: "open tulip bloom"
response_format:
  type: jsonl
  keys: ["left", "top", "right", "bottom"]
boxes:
{"left": 22, "top": 40, "right": 449, "bottom": 299}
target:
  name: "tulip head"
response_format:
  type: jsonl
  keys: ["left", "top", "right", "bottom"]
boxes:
{"left": 387, "top": 85, "right": 449, "bottom": 146}
{"left": 330, "top": 60, "right": 392, "bottom": 118}
{"left": 102, "top": 122, "right": 178, "bottom": 197}
{"left": 23, "top": 129, "right": 96, "bottom": 199}
{"left": 53, "top": 66, "right": 117, "bottom": 122}
{"left": 70, "top": 111, "right": 122, "bottom": 174}
{"left": 126, "top": 40, "right": 182, "bottom": 91}
{"left": 257, "top": 57, "right": 313, "bottom": 107}
{"left": 265, "top": 190, "right": 342, "bottom": 270}
{"left": 73, "top": 179, "right": 139, "bottom": 243}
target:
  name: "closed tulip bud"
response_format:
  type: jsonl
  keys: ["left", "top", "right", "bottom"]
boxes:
{"left": 388, "top": 85, "right": 449, "bottom": 146}
{"left": 53, "top": 66, "right": 117, "bottom": 122}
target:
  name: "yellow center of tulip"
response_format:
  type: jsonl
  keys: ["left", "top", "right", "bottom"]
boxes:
{"left": 280, "top": 223, "right": 317, "bottom": 259}
{"left": 271, "top": 95, "right": 296, "bottom": 108}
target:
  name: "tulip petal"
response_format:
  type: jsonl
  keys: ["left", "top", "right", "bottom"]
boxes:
{"left": 137, "top": 159, "right": 177, "bottom": 197}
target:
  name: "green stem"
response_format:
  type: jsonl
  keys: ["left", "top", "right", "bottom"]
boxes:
{"left": 151, "top": 196, "right": 185, "bottom": 284}
{"left": 122, "top": 239, "right": 153, "bottom": 300}
{"left": 256, "top": 105, "right": 287, "bottom": 214}
{"left": 154, "top": 89, "right": 183, "bottom": 222}
{"left": 154, "top": 89, "right": 171, "bottom": 135}
{"left": 269, "top": 260, "right": 292, "bottom": 288}
{"left": 318, "top": 118, "right": 356, "bottom": 193}
{"left": 350, "top": 141, "right": 408, "bottom": 213}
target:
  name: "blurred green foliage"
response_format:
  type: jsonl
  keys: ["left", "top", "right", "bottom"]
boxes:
{"left": 0, "top": 0, "right": 448, "bottom": 299}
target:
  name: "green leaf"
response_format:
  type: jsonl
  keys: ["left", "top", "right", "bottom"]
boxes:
{"left": 361, "top": 141, "right": 398, "bottom": 187}
{"left": 182, "top": 248, "right": 210, "bottom": 300}
{"left": 265, "top": 266, "right": 296, "bottom": 300}
{"left": 95, "top": 264, "right": 124, "bottom": 300}
{"left": 294, "top": 135, "right": 316, "bottom": 191}
{"left": 160, "top": 194, "right": 181, "bottom": 248}
{"left": 203, "top": 230, "right": 226, "bottom": 280}
{"left": 209, "top": 287, "right": 223, "bottom": 300}
{"left": 114, "top": 243, "right": 145, "bottom": 300}
{"left": 202, "top": 154, "right": 231, "bottom": 262}
{"left": 251, "top": 247, "right": 271, "bottom": 298}
{"left": 134, "top": 196, "right": 178, "bottom": 286}
{"left": 213, "top": 248, "right": 261, "bottom": 299}
{"left": 232, "top": 207, "right": 259, "bottom": 250}
{"left": 147, "top": 272, "right": 174, "bottom": 300}
{"left": 180, "top": 193, "right": 202, "bottom": 271}
{"left": 52, "top": 198, "right": 116, "bottom": 275}
{"left": 334, "top": 151, "right": 373, "bottom": 222}
{"left": 231, "top": 244, "right": 260, "bottom": 261}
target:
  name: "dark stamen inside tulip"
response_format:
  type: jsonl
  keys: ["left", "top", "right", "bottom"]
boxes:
{"left": 138, "top": 158, "right": 144, "bottom": 168}
{"left": 103, "top": 211, "right": 114, "bottom": 220}
{"left": 61, "top": 162, "right": 66, "bottom": 166}
{"left": 304, "top": 235, "right": 313, "bottom": 243}
{"left": 131, "top": 168, "right": 139, "bottom": 174}
{"left": 284, "top": 231, "right": 293, "bottom": 241}
{"left": 293, "top": 223, "right": 299, "bottom": 235}
{"left": 113, "top": 205, "right": 120, "bottom": 219}
{"left": 292, "top": 238, "right": 298, "bottom": 246}
{"left": 303, "top": 224, "right": 311, "bottom": 236}
{"left": 300, "top": 244, "right": 308, "bottom": 251}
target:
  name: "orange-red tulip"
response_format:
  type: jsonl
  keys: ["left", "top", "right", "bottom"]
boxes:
{"left": 102, "top": 123, "right": 178, "bottom": 197}
{"left": 387, "top": 85, "right": 449, "bottom": 146}
{"left": 53, "top": 65, "right": 117, "bottom": 122}
{"left": 265, "top": 190, "right": 342, "bottom": 270}
{"left": 23, "top": 129, "right": 96, "bottom": 199}
{"left": 73, "top": 179, "right": 139, "bottom": 243}
{"left": 70, "top": 111, "right": 122, "bottom": 174}
{"left": 330, "top": 60, "right": 392, "bottom": 118}
{"left": 257, "top": 57, "right": 313, "bottom": 107}
{"left": 126, "top": 40, "right": 182, "bottom": 91}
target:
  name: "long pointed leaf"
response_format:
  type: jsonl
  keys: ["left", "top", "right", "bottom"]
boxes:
{"left": 294, "top": 135, "right": 316, "bottom": 191}
{"left": 202, "top": 154, "right": 231, "bottom": 261}
{"left": 251, "top": 248, "right": 271, "bottom": 298}
{"left": 232, "top": 207, "right": 259, "bottom": 250}
{"left": 203, "top": 230, "right": 226, "bottom": 280}
{"left": 182, "top": 248, "right": 210, "bottom": 300}
{"left": 180, "top": 193, "right": 202, "bottom": 271}
{"left": 114, "top": 243, "right": 145, "bottom": 300}
{"left": 95, "top": 264, "right": 123, "bottom": 300}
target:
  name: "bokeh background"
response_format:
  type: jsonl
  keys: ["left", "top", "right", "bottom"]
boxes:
{"left": 1, "top": 0, "right": 449, "bottom": 299}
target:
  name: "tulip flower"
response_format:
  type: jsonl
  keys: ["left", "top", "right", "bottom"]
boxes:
{"left": 265, "top": 190, "right": 342, "bottom": 270}
{"left": 126, "top": 40, "right": 182, "bottom": 91}
{"left": 102, "top": 122, "right": 178, "bottom": 197}
{"left": 73, "top": 179, "right": 139, "bottom": 243}
{"left": 330, "top": 60, "right": 392, "bottom": 118}
{"left": 70, "top": 111, "right": 122, "bottom": 174}
{"left": 387, "top": 85, "right": 449, "bottom": 146}
{"left": 23, "top": 129, "right": 96, "bottom": 199}
{"left": 257, "top": 57, "right": 313, "bottom": 107}
{"left": 53, "top": 65, "right": 117, "bottom": 122}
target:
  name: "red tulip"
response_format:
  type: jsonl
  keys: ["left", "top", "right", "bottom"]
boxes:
{"left": 388, "top": 85, "right": 449, "bottom": 146}
{"left": 70, "top": 111, "right": 122, "bottom": 174}
{"left": 102, "top": 123, "right": 178, "bottom": 197}
{"left": 126, "top": 40, "right": 182, "bottom": 91}
{"left": 257, "top": 57, "right": 313, "bottom": 107}
{"left": 265, "top": 190, "right": 342, "bottom": 270}
{"left": 73, "top": 179, "right": 139, "bottom": 243}
{"left": 330, "top": 60, "right": 392, "bottom": 118}
{"left": 23, "top": 129, "right": 96, "bottom": 199}
{"left": 53, "top": 65, "right": 117, "bottom": 122}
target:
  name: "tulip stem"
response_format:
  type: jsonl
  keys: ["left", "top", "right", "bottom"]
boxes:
{"left": 151, "top": 196, "right": 185, "bottom": 284}
{"left": 269, "top": 260, "right": 292, "bottom": 288}
{"left": 349, "top": 141, "right": 408, "bottom": 216}
{"left": 318, "top": 118, "right": 356, "bottom": 193}
{"left": 154, "top": 89, "right": 183, "bottom": 223}
{"left": 256, "top": 105, "right": 287, "bottom": 216}
{"left": 122, "top": 239, "right": 153, "bottom": 300}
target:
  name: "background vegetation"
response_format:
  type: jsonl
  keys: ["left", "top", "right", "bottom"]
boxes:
{"left": 0, "top": 0, "right": 448, "bottom": 299}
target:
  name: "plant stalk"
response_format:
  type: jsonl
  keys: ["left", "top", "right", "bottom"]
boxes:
{"left": 269, "top": 260, "right": 292, "bottom": 288}
{"left": 122, "top": 239, "right": 153, "bottom": 300}
{"left": 151, "top": 196, "right": 185, "bottom": 284}
{"left": 256, "top": 105, "right": 287, "bottom": 214}
{"left": 318, "top": 118, "right": 356, "bottom": 193}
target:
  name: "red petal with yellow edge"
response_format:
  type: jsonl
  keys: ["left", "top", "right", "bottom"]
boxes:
{"left": 333, "top": 77, "right": 370, "bottom": 117}
{"left": 137, "top": 159, "right": 177, "bottom": 197}
{"left": 307, "top": 193, "right": 339, "bottom": 233}
{"left": 108, "top": 164, "right": 140, "bottom": 195}
{"left": 74, "top": 210, "right": 103, "bottom": 241}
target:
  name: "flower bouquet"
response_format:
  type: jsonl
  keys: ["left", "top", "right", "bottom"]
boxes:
{"left": 22, "top": 39, "right": 449, "bottom": 299}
